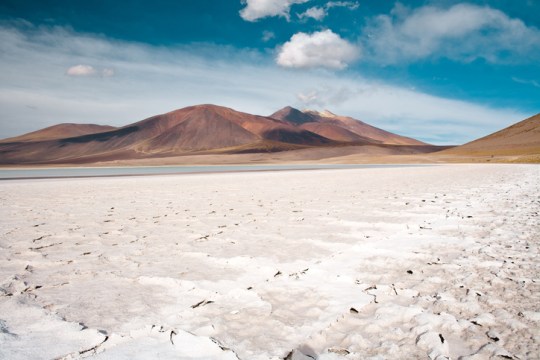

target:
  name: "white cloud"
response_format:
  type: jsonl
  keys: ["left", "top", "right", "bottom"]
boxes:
{"left": 66, "top": 64, "right": 115, "bottom": 77}
{"left": 240, "top": 0, "right": 308, "bottom": 22}
{"left": 298, "top": 7, "right": 327, "bottom": 21}
{"left": 0, "top": 24, "right": 530, "bottom": 145}
{"left": 297, "top": 86, "right": 353, "bottom": 107}
{"left": 362, "top": 3, "right": 540, "bottom": 64}
{"left": 326, "top": 1, "right": 359, "bottom": 10}
{"left": 276, "top": 30, "right": 360, "bottom": 69}
{"left": 262, "top": 30, "right": 275, "bottom": 42}
{"left": 66, "top": 64, "right": 96, "bottom": 76}
{"left": 297, "top": 1, "right": 358, "bottom": 21}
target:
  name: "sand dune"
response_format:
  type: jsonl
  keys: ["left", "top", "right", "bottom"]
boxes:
{"left": 0, "top": 165, "right": 538, "bottom": 359}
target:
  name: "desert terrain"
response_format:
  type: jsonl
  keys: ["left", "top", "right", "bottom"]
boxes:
{"left": 0, "top": 105, "right": 440, "bottom": 166}
{"left": 1, "top": 164, "right": 538, "bottom": 359}
{"left": 1, "top": 3, "right": 539, "bottom": 360}
{"left": 1, "top": 106, "right": 538, "bottom": 167}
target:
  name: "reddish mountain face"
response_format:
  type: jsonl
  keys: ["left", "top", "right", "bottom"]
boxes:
{"left": 270, "top": 107, "right": 426, "bottom": 145}
{"left": 0, "top": 104, "right": 429, "bottom": 164}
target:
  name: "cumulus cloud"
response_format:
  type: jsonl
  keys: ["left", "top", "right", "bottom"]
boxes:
{"left": 276, "top": 30, "right": 360, "bottom": 69}
{"left": 66, "top": 64, "right": 96, "bottom": 76}
{"left": 298, "top": 7, "right": 327, "bottom": 21}
{"left": 362, "top": 3, "right": 540, "bottom": 64}
{"left": 240, "top": 0, "right": 308, "bottom": 22}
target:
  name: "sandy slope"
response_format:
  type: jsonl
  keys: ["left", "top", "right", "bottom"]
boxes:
{"left": 438, "top": 113, "right": 540, "bottom": 158}
{"left": 0, "top": 165, "right": 538, "bottom": 359}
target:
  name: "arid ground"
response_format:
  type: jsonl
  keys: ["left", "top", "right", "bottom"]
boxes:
{"left": 1, "top": 164, "right": 538, "bottom": 359}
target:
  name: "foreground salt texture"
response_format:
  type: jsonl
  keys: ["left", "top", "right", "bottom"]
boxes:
{"left": 0, "top": 164, "right": 538, "bottom": 359}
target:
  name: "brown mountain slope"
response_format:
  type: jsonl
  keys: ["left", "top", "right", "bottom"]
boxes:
{"left": 188, "top": 105, "right": 286, "bottom": 135}
{"left": 440, "top": 113, "right": 540, "bottom": 156}
{"left": 270, "top": 107, "right": 426, "bottom": 145}
{"left": 141, "top": 114, "right": 259, "bottom": 152}
{"left": 317, "top": 112, "right": 426, "bottom": 146}
{"left": 270, "top": 106, "right": 316, "bottom": 125}
{"left": 299, "top": 123, "right": 378, "bottom": 144}
{"left": 269, "top": 107, "right": 374, "bottom": 143}
{"left": 0, "top": 104, "right": 435, "bottom": 165}
{"left": 0, "top": 123, "right": 117, "bottom": 143}
{"left": 0, "top": 104, "right": 338, "bottom": 164}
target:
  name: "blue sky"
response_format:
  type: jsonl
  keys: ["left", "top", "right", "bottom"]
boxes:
{"left": 0, "top": 0, "right": 539, "bottom": 144}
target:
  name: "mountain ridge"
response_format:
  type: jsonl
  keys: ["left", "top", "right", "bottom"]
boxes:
{"left": 0, "top": 104, "right": 433, "bottom": 164}
{"left": 269, "top": 107, "right": 426, "bottom": 146}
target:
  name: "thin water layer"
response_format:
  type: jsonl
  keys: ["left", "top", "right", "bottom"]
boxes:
{"left": 0, "top": 164, "right": 428, "bottom": 180}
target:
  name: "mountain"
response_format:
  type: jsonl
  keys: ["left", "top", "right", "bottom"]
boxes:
{"left": 440, "top": 113, "right": 540, "bottom": 156}
{"left": 0, "top": 123, "right": 117, "bottom": 143}
{"left": 270, "top": 106, "right": 316, "bottom": 125}
{"left": 0, "top": 104, "right": 431, "bottom": 164}
{"left": 270, "top": 107, "right": 426, "bottom": 146}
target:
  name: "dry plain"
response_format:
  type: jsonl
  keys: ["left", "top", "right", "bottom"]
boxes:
{"left": 0, "top": 164, "right": 539, "bottom": 359}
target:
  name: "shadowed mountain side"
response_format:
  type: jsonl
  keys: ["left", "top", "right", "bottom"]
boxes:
{"left": 270, "top": 107, "right": 426, "bottom": 146}
{"left": 270, "top": 106, "right": 316, "bottom": 125}
{"left": 0, "top": 137, "right": 143, "bottom": 164}
{"left": 262, "top": 128, "right": 334, "bottom": 146}
{"left": 0, "top": 123, "right": 117, "bottom": 143}
{"left": 59, "top": 126, "right": 140, "bottom": 144}
{"left": 439, "top": 113, "right": 540, "bottom": 156}
{"left": 299, "top": 122, "right": 378, "bottom": 143}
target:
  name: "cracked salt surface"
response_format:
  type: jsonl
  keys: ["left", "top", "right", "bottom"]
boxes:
{"left": 0, "top": 164, "right": 538, "bottom": 359}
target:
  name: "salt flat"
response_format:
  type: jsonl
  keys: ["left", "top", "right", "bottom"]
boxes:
{"left": 0, "top": 164, "right": 538, "bottom": 359}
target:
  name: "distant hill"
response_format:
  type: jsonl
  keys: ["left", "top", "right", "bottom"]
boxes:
{"left": 439, "top": 113, "right": 540, "bottom": 156}
{"left": 0, "top": 104, "right": 433, "bottom": 164}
